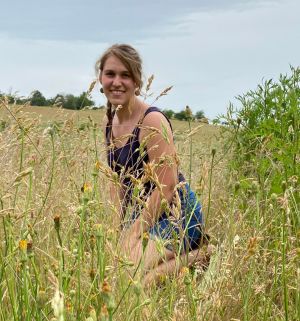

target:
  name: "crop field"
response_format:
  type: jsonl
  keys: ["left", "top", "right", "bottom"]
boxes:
{"left": 0, "top": 67, "right": 299, "bottom": 321}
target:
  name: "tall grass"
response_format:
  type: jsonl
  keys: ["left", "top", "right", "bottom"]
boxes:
{"left": 0, "top": 67, "right": 299, "bottom": 320}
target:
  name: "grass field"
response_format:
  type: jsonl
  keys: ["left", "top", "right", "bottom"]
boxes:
{"left": 0, "top": 76, "right": 299, "bottom": 321}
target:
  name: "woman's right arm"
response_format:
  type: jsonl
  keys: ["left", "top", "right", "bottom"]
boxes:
{"left": 102, "top": 114, "right": 125, "bottom": 221}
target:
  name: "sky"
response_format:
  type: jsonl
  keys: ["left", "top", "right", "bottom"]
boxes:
{"left": 0, "top": 0, "right": 299, "bottom": 119}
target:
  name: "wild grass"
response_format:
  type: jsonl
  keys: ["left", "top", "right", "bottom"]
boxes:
{"left": 0, "top": 67, "right": 299, "bottom": 321}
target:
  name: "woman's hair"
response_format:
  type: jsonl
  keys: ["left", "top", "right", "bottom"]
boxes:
{"left": 95, "top": 44, "right": 143, "bottom": 133}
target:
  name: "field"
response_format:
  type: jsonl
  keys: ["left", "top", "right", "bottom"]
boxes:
{"left": 0, "top": 68, "right": 299, "bottom": 321}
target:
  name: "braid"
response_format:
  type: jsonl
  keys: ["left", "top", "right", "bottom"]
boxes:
{"left": 106, "top": 101, "right": 113, "bottom": 143}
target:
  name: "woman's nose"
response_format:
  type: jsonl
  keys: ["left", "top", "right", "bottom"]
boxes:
{"left": 112, "top": 75, "right": 121, "bottom": 86}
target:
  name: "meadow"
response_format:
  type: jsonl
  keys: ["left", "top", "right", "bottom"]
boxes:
{"left": 0, "top": 67, "right": 299, "bottom": 321}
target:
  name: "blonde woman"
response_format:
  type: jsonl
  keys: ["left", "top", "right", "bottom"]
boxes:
{"left": 96, "top": 44, "right": 211, "bottom": 286}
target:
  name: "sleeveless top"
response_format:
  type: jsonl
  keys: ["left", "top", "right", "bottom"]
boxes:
{"left": 105, "top": 106, "right": 184, "bottom": 213}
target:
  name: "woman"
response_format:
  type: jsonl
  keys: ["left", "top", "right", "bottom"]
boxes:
{"left": 96, "top": 44, "right": 210, "bottom": 286}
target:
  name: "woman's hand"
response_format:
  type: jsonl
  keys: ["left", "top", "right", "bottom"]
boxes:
{"left": 119, "top": 220, "right": 143, "bottom": 265}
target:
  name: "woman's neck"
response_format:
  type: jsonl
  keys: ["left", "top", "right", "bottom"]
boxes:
{"left": 114, "top": 98, "right": 148, "bottom": 123}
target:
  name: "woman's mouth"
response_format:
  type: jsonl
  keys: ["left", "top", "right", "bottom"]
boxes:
{"left": 111, "top": 90, "right": 125, "bottom": 95}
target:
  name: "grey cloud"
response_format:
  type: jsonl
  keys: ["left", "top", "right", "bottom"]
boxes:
{"left": 0, "top": 0, "right": 279, "bottom": 42}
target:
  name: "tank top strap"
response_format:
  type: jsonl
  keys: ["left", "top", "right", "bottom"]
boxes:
{"left": 135, "top": 106, "right": 173, "bottom": 138}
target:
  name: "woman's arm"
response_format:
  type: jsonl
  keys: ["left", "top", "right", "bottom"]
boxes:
{"left": 128, "top": 112, "right": 178, "bottom": 236}
{"left": 102, "top": 114, "right": 125, "bottom": 221}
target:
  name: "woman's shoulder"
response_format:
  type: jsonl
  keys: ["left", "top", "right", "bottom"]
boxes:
{"left": 142, "top": 107, "right": 170, "bottom": 127}
{"left": 140, "top": 107, "right": 173, "bottom": 143}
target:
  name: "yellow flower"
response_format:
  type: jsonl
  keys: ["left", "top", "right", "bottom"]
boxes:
{"left": 180, "top": 266, "right": 189, "bottom": 275}
{"left": 83, "top": 182, "right": 92, "bottom": 192}
{"left": 19, "top": 239, "right": 27, "bottom": 251}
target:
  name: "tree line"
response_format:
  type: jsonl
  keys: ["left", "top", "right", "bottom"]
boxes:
{"left": 0, "top": 90, "right": 95, "bottom": 110}
{"left": 0, "top": 90, "right": 206, "bottom": 120}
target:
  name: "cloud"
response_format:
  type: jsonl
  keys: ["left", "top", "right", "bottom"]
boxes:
{"left": 137, "top": 0, "right": 300, "bottom": 117}
{"left": 0, "top": 0, "right": 279, "bottom": 42}
{"left": 0, "top": 0, "right": 298, "bottom": 119}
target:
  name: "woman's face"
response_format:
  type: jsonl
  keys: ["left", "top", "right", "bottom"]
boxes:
{"left": 100, "top": 55, "right": 137, "bottom": 108}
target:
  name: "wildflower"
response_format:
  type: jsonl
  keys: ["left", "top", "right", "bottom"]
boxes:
{"left": 19, "top": 239, "right": 27, "bottom": 251}
{"left": 82, "top": 182, "right": 92, "bottom": 193}
{"left": 180, "top": 266, "right": 189, "bottom": 275}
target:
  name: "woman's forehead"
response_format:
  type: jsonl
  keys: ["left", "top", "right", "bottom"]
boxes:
{"left": 103, "top": 55, "right": 129, "bottom": 72}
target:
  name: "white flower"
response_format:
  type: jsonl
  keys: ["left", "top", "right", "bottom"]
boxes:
{"left": 51, "top": 289, "right": 64, "bottom": 321}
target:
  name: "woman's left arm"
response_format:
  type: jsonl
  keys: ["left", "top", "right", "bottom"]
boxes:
{"left": 129, "top": 112, "right": 178, "bottom": 237}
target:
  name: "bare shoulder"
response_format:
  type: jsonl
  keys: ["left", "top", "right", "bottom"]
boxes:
{"left": 142, "top": 110, "right": 171, "bottom": 132}
{"left": 140, "top": 109, "right": 173, "bottom": 146}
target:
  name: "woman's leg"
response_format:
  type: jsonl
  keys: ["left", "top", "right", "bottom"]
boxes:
{"left": 122, "top": 236, "right": 174, "bottom": 271}
{"left": 142, "top": 245, "right": 212, "bottom": 287}
{"left": 121, "top": 232, "right": 212, "bottom": 286}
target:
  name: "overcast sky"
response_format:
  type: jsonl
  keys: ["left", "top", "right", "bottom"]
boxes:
{"left": 0, "top": 0, "right": 299, "bottom": 119}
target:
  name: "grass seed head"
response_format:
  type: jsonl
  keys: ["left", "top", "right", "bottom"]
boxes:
{"left": 53, "top": 214, "right": 60, "bottom": 230}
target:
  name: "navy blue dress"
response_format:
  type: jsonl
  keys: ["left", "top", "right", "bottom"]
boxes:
{"left": 106, "top": 107, "right": 204, "bottom": 252}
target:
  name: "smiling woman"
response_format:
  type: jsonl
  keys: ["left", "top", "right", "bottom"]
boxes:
{"left": 95, "top": 44, "right": 211, "bottom": 286}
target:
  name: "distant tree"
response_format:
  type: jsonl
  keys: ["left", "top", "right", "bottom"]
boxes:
{"left": 30, "top": 90, "right": 47, "bottom": 106}
{"left": 76, "top": 92, "right": 95, "bottom": 109}
{"left": 163, "top": 109, "right": 175, "bottom": 119}
{"left": 48, "top": 92, "right": 95, "bottom": 110}
{"left": 194, "top": 110, "right": 205, "bottom": 120}
{"left": 64, "top": 94, "right": 78, "bottom": 109}
{"left": 48, "top": 94, "right": 65, "bottom": 108}
{"left": 174, "top": 110, "right": 188, "bottom": 121}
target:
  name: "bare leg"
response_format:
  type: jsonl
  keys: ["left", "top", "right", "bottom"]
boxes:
{"left": 119, "top": 231, "right": 212, "bottom": 286}
{"left": 142, "top": 245, "right": 212, "bottom": 287}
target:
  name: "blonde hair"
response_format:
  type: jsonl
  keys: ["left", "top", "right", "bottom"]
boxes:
{"left": 95, "top": 44, "right": 143, "bottom": 131}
